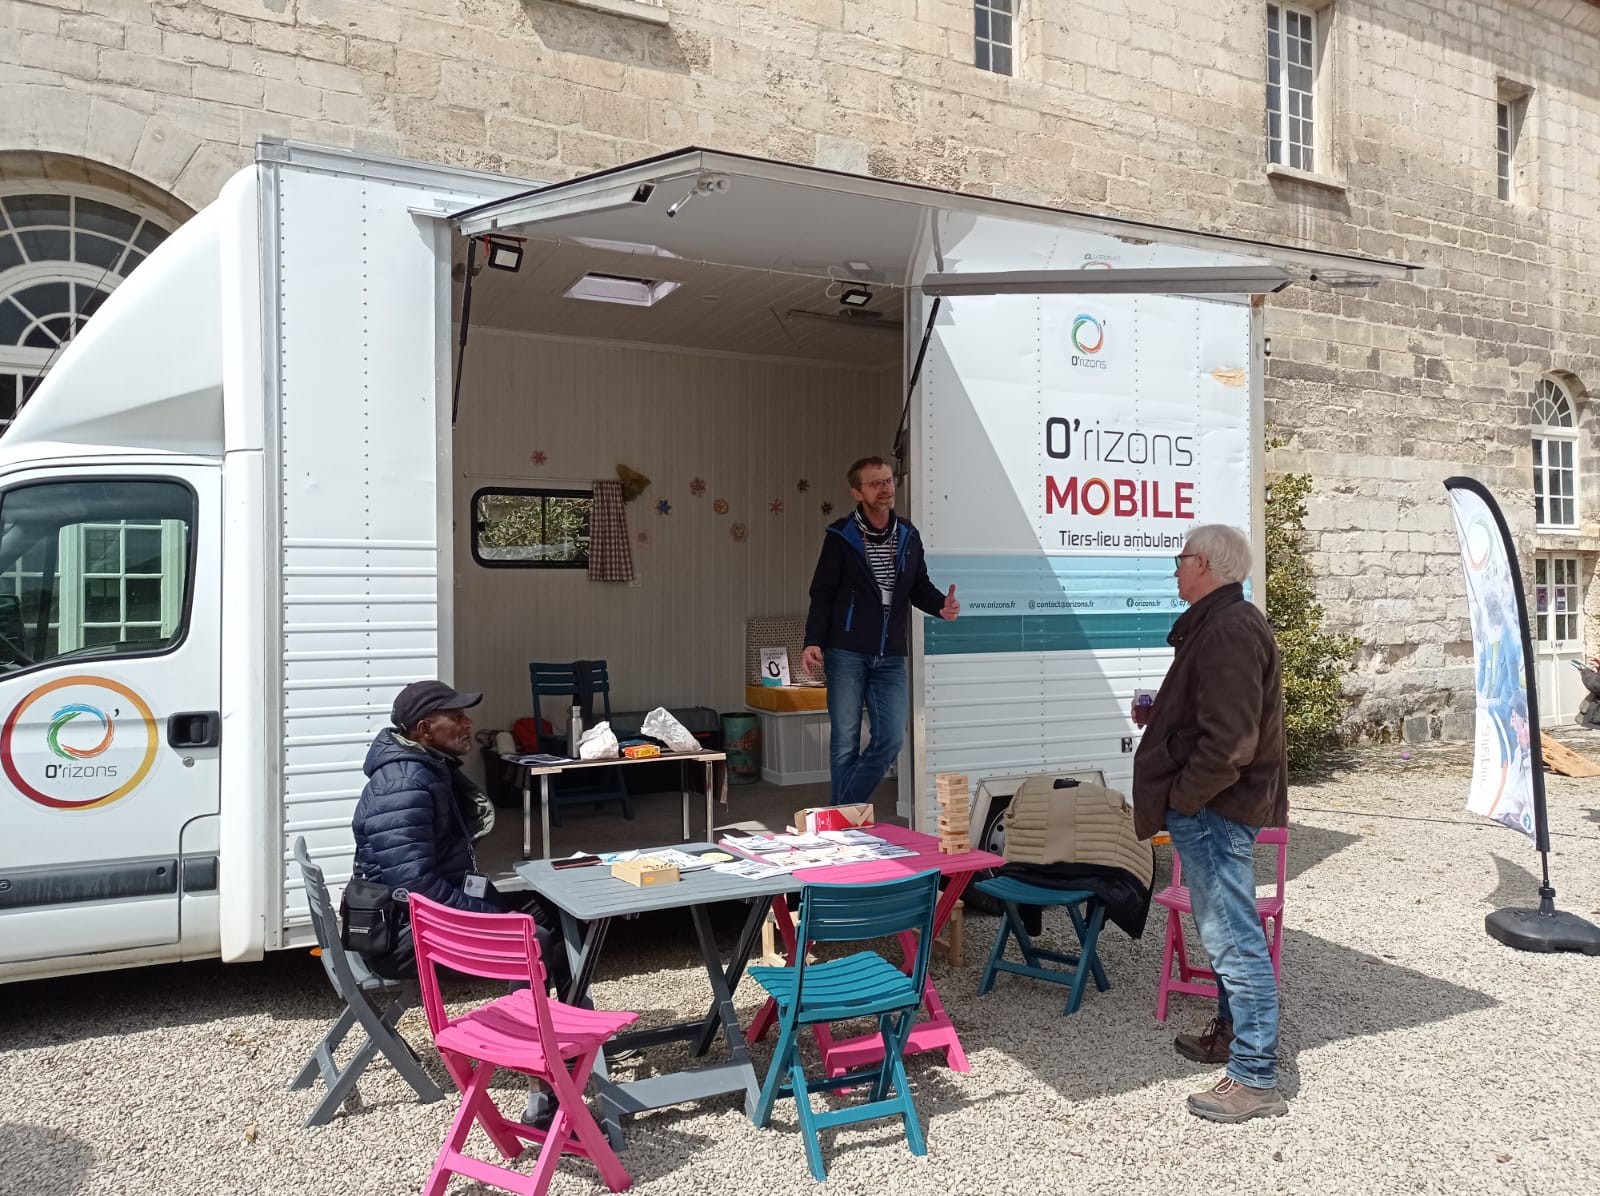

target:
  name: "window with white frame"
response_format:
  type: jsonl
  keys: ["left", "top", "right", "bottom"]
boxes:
{"left": 0, "top": 190, "right": 172, "bottom": 432}
{"left": 1266, "top": 4, "right": 1319, "bottom": 171}
{"left": 975, "top": 0, "right": 1015, "bottom": 76}
{"left": 1534, "top": 556, "right": 1579, "bottom": 644}
{"left": 1496, "top": 89, "right": 1528, "bottom": 202}
{"left": 1533, "top": 377, "right": 1577, "bottom": 530}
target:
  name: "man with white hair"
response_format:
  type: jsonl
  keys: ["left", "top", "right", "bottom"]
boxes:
{"left": 1131, "top": 524, "right": 1290, "bottom": 1123}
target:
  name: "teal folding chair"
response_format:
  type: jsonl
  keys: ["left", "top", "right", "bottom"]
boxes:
{"left": 748, "top": 870, "right": 940, "bottom": 1181}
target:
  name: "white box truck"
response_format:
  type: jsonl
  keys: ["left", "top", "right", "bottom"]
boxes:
{"left": 0, "top": 142, "right": 1412, "bottom": 981}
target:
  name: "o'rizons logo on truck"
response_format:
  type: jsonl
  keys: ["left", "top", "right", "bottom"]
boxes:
{"left": 1, "top": 676, "right": 158, "bottom": 810}
{"left": 1069, "top": 313, "right": 1107, "bottom": 369}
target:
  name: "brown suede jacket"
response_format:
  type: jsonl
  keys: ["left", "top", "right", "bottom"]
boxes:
{"left": 1131, "top": 582, "right": 1289, "bottom": 841}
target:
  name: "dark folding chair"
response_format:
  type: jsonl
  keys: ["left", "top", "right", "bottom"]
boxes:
{"left": 288, "top": 837, "right": 445, "bottom": 1126}
{"left": 528, "top": 659, "right": 634, "bottom": 822}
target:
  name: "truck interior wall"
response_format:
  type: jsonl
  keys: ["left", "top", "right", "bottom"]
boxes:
{"left": 451, "top": 328, "right": 899, "bottom": 749}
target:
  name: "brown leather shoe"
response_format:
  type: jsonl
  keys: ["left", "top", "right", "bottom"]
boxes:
{"left": 1174, "top": 1018, "right": 1234, "bottom": 1064}
{"left": 1186, "top": 1076, "right": 1289, "bottom": 1123}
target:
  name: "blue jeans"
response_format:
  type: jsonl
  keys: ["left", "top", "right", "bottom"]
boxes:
{"left": 823, "top": 649, "right": 907, "bottom": 806}
{"left": 1165, "top": 806, "right": 1280, "bottom": 1089}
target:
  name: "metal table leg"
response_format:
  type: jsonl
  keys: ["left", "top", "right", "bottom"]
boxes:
{"left": 704, "top": 759, "right": 715, "bottom": 841}
{"left": 521, "top": 769, "right": 532, "bottom": 860}
{"left": 540, "top": 773, "right": 552, "bottom": 861}
{"left": 680, "top": 759, "right": 691, "bottom": 842}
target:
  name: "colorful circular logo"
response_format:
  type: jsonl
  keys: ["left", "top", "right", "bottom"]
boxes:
{"left": 2, "top": 676, "right": 158, "bottom": 810}
{"left": 1464, "top": 515, "right": 1496, "bottom": 571}
{"left": 1071, "top": 314, "right": 1104, "bottom": 354}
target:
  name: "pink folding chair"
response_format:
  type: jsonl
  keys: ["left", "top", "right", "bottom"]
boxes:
{"left": 408, "top": 894, "right": 639, "bottom": 1196}
{"left": 1153, "top": 827, "right": 1288, "bottom": 1022}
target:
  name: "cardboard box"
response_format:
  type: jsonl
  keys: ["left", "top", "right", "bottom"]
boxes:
{"left": 791, "top": 803, "right": 875, "bottom": 833}
{"left": 611, "top": 857, "right": 680, "bottom": 887}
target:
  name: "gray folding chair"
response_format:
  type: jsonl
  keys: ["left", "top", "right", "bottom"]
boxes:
{"left": 288, "top": 837, "right": 444, "bottom": 1126}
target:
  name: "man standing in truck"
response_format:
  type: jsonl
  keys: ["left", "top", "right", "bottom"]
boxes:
{"left": 802, "top": 456, "right": 960, "bottom": 806}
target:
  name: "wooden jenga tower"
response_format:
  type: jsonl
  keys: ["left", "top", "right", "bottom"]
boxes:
{"left": 935, "top": 772, "right": 970, "bottom": 854}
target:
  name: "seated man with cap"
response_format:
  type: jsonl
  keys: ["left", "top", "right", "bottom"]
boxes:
{"left": 351, "top": 679, "right": 568, "bottom": 996}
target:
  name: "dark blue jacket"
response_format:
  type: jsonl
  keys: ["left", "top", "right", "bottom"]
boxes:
{"left": 351, "top": 729, "right": 499, "bottom": 914}
{"left": 804, "top": 512, "right": 945, "bottom": 658}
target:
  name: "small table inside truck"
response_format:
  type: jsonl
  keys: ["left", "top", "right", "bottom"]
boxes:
{"left": 501, "top": 751, "right": 727, "bottom": 860}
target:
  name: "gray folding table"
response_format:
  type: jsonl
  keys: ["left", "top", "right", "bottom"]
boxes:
{"left": 515, "top": 849, "right": 797, "bottom": 1150}
{"left": 503, "top": 749, "right": 726, "bottom": 860}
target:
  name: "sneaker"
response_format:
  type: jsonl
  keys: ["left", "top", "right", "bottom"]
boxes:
{"left": 1186, "top": 1076, "right": 1289, "bottom": 1123}
{"left": 1174, "top": 1018, "right": 1234, "bottom": 1065}
{"left": 520, "top": 1097, "right": 555, "bottom": 1132}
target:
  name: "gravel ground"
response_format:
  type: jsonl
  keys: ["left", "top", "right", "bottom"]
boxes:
{"left": 4, "top": 744, "right": 1599, "bottom": 1196}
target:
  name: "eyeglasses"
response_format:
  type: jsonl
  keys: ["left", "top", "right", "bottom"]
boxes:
{"left": 1173, "top": 553, "right": 1200, "bottom": 569}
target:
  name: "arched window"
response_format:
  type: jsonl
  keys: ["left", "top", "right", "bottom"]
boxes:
{"left": 0, "top": 190, "right": 176, "bottom": 429}
{"left": 1532, "top": 376, "right": 1579, "bottom": 530}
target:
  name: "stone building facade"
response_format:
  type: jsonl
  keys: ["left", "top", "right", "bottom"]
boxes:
{"left": 2, "top": 0, "right": 1597, "bottom": 739}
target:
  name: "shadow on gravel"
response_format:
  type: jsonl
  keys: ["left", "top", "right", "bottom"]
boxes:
{"left": 1283, "top": 822, "right": 1363, "bottom": 883}
{"left": 1487, "top": 853, "right": 1543, "bottom": 909}
{"left": 0, "top": 1123, "right": 93, "bottom": 1195}
{"left": 952, "top": 925, "right": 1498, "bottom": 1106}
{"left": 5, "top": 952, "right": 334, "bottom": 1048}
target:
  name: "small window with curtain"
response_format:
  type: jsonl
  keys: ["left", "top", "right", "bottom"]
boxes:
{"left": 471, "top": 487, "right": 591, "bottom": 568}
{"left": 975, "top": 0, "right": 1015, "bottom": 76}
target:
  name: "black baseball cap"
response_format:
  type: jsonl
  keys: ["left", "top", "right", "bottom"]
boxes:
{"left": 391, "top": 680, "right": 482, "bottom": 731}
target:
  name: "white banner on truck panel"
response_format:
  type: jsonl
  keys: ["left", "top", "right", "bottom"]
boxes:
{"left": 921, "top": 292, "right": 1251, "bottom": 558}
{"left": 1445, "top": 481, "right": 1538, "bottom": 842}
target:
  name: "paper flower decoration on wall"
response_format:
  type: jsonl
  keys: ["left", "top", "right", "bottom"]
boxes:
{"left": 690, "top": 478, "right": 706, "bottom": 496}
{"left": 821, "top": 501, "right": 834, "bottom": 515}
{"left": 796, "top": 478, "right": 810, "bottom": 493}
{"left": 730, "top": 522, "right": 748, "bottom": 542}
{"left": 615, "top": 464, "right": 651, "bottom": 502}
{"left": 530, "top": 450, "right": 547, "bottom": 466}
{"left": 713, "top": 498, "right": 729, "bottom": 515}
{"left": 769, "top": 498, "right": 784, "bottom": 515}
{"left": 656, "top": 499, "right": 671, "bottom": 516}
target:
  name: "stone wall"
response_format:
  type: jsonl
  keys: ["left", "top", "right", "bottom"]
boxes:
{"left": 3, "top": 0, "right": 1598, "bottom": 738}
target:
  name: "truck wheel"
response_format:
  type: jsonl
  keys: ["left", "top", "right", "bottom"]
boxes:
{"left": 961, "top": 794, "right": 1013, "bottom": 916}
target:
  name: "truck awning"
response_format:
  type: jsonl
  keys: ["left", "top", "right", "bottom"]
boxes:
{"left": 451, "top": 147, "right": 1418, "bottom": 296}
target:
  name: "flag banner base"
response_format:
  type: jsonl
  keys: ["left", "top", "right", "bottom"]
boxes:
{"left": 1485, "top": 907, "right": 1600, "bottom": 955}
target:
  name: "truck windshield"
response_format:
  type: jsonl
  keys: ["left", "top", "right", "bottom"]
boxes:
{"left": 0, "top": 479, "right": 194, "bottom": 674}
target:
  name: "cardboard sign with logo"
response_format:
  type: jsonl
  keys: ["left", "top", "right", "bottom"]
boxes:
{"left": 760, "top": 647, "right": 792, "bottom": 687}
{"left": 792, "top": 803, "right": 875, "bottom": 833}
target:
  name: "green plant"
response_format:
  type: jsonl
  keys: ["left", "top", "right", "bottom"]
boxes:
{"left": 1265, "top": 470, "right": 1360, "bottom": 771}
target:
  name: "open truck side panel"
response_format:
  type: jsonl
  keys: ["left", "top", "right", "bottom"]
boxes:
{"left": 912, "top": 288, "right": 1262, "bottom": 813}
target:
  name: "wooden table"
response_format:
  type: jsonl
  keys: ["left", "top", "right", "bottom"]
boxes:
{"left": 743, "top": 824, "right": 1004, "bottom": 1077}
{"left": 515, "top": 848, "right": 791, "bottom": 1150}
{"left": 502, "top": 750, "right": 727, "bottom": 860}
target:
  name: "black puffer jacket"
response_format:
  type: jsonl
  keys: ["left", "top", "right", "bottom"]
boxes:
{"left": 351, "top": 729, "right": 499, "bottom": 914}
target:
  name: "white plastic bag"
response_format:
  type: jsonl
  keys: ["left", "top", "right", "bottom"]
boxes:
{"left": 641, "top": 706, "right": 700, "bottom": 753}
{"left": 577, "top": 721, "right": 619, "bottom": 760}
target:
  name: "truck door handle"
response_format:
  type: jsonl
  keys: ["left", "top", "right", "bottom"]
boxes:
{"left": 168, "top": 712, "right": 220, "bottom": 749}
